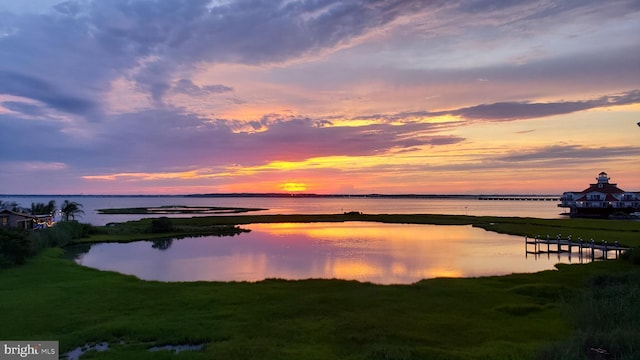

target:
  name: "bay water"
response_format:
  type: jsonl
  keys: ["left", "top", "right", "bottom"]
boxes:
{"left": 1, "top": 195, "right": 563, "bottom": 225}
{"left": 3, "top": 195, "right": 577, "bottom": 284}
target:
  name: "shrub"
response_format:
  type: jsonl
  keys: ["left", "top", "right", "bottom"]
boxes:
{"left": 0, "top": 228, "right": 32, "bottom": 268}
{"left": 537, "top": 271, "right": 640, "bottom": 359}
{"left": 29, "top": 221, "right": 99, "bottom": 251}
{"left": 620, "top": 247, "right": 640, "bottom": 265}
{"left": 150, "top": 217, "right": 174, "bottom": 233}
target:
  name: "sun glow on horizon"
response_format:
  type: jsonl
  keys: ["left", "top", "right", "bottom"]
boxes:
{"left": 281, "top": 182, "right": 307, "bottom": 192}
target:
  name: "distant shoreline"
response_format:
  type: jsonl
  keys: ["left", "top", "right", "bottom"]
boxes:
{"left": 0, "top": 193, "right": 561, "bottom": 199}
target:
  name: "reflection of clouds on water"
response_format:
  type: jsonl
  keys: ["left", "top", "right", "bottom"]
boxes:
{"left": 74, "top": 222, "right": 574, "bottom": 284}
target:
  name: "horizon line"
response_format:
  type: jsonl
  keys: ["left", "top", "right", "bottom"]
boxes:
{"left": 1, "top": 193, "right": 562, "bottom": 198}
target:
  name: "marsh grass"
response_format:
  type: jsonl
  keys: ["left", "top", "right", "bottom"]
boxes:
{"left": 3, "top": 249, "right": 636, "bottom": 359}
{"left": 536, "top": 271, "right": 640, "bottom": 359}
{"left": 2, "top": 214, "right": 639, "bottom": 359}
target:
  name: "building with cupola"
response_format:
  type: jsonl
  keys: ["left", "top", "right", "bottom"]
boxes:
{"left": 558, "top": 172, "right": 640, "bottom": 218}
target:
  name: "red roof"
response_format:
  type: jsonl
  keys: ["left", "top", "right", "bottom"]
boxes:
{"left": 604, "top": 194, "right": 618, "bottom": 201}
{"left": 581, "top": 183, "right": 625, "bottom": 194}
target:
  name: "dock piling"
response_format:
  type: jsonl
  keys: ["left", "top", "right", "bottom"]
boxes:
{"left": 525, "top": 235, "right": 628, "bottom": 262}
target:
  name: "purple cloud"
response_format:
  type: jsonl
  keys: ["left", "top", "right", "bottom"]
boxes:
{"left": 366, "top": 89, "right": 640, "bottom": 122}
{"left": 173, "top": 79, "right": 233, "bottom": 96}
{"left": 496, "top": 145, "right": 640, "bottom": 163}
{"left": 0, "top": 71, "right": 98, "bottom": 115}
{"left": 449, "top": 90, "right": 640, "bottom": 121}
{"left": 0, "top": 106, "right": 465, "bottom": 175}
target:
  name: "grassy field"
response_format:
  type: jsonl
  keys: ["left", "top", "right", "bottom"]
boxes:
{"left": 1, "top": 214, "right": 639, "bottom": 359}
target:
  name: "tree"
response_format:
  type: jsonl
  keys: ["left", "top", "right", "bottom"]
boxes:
{"left": 150, "top": 217, "right": 173, "bottom": 233}
{"left": 61, "top": 200, "right": 84, "bottom": 221}
{"left": 30, "top": 200, "right": 56, "bottom": 215}
{"left": 0, "top": 201, "right": 23, "bottom": 212}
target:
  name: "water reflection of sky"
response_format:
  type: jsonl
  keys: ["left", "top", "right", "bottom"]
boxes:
{"left": 75, "top": 222, "right": 586, "bottom": 284}
{"left": 1, "top": 196, "right": 564, "bottom": 226}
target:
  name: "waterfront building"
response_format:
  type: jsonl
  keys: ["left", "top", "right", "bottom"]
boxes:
{"left": 558, "top": 172, "right": 640, "bottom": 217}
{"left": 0, "top": 209, "right": 55, "bottom": 230}
{"left": 0, "top": 209, "right": 37, "bottom": 229}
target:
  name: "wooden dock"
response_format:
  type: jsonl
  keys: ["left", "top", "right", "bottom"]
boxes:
{"left": 525, "top": 235, "right": 628, "bottom": 260}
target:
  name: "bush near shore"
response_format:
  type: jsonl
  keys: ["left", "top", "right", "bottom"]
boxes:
{"left": 0, "top": 228, "right": 31, "bottom": 267}
{"left": 0, "top": 221, "right": 97, "bottom": 268}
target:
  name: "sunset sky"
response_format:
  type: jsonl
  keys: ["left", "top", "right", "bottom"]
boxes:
{"left": 1, "top": 0, "right": 639, "bottom": 195}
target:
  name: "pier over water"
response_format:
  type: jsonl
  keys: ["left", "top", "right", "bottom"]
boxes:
{"left": 478, "top": 195, "right": 559, "bottom": 201}
{"left": 525, "top": 234, "right": 628, "bottom": 261}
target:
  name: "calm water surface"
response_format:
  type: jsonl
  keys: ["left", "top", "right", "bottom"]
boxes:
{"left": 73, "top": 222, "right": 584, "bottom": 284}
{"left": 3, "top": 195, "right": 573, "bottom": 283}
{"left": 1, "top": 195, "right": 563, "bottom": 225}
